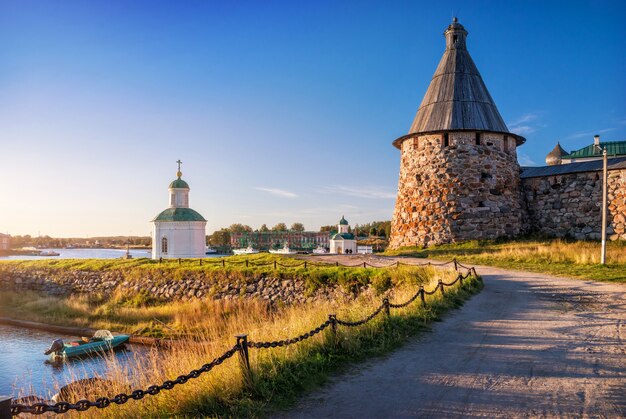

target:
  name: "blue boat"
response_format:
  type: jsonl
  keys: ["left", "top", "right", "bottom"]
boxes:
{"left": 44, "top": 330, "right": 130, "bottom": 360}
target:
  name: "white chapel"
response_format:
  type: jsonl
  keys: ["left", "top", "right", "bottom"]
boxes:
{"left": 151, "top": 161, "right": 207, "bottom": 259}
{"left": 329, "top": 216, "right": 357, "bottom": 254}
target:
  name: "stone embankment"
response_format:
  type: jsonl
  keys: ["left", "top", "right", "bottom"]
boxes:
{"left": 0, "top": 267, "right": 370, "bottom": 305}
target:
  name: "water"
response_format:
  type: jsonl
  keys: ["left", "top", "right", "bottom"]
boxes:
{"left": 0, "top": 248, "right": 225, "bottom": 260}
{"left": 0, "top": 324, "right": 147, "bottom": 398}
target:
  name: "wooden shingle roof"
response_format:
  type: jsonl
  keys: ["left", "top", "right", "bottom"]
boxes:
{"left": 394, "top": 19, "right": 525, "bottom": 149}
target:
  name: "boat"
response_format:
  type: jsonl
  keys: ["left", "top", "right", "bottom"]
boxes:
{"left": 39, "top": 250, "right": 60, "bottom": 256}
{"left": 313, "top": 245, "right": 329, "bottom": 254}
{"left": 232, "top": 246, "right": 259, "bottom": 255}
{"left": 44, "top": 330, "right": 130, "bottom": 360}
{"left": 205, "top": 246, "right": 217, "bottom": 254}
{"left": 269, "top": 243, "right": 298, "bottom": 254}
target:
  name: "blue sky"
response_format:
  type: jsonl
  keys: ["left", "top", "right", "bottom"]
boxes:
{"left": 1, "top": 0, "right": 624, "bottom": 237}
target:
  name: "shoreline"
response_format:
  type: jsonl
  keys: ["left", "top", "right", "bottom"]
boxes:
{"left": 0, "top": 316, "right": 164, "bottom": 346}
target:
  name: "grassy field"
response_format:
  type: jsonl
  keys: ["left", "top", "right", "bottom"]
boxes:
{"left": 5, "top": 267, "right": 482, "bottom": 417}
{"left": 385, "top": 238, "right": 626, "bottom": 283}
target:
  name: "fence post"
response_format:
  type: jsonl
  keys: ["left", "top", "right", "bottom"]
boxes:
{"left": 178, "top": 258, "right": 181, "bottom": 265}
{"left": 159, "top": 257, "right": 162, "bottom": 264}
{"left": 328, "top": 314, "right": 337, "bottom": 336}
{"left": 246, "top": 260, "right": 249, "bottom": 268}
{"left": 0, "top": 396, "right": 11, "bottom": 419}
{"left": 336, "top": 261, "right": 339, "bottom": 267}
{"left": 439, "top": 280, "right": 445, "bottom": 296}
{"left": 222, "top": 259, "right": 225, "bottom": 268}
{"left": 304, "top": 261, "right": 307, "bottom": 269}
{"left": 383, "top": 298, "right": 390, "bottom": 317}
{"left": 199, "top": 259, "right": 202, "bottom": 266}
{"left": 274, "top": 260, "right": 277, "bottom": 269}
{"left": 419, "top": 286, "right": 426, "bottom": 307}
{"left": 396, "top": 261, "right": 400, "bottom": 268}
{"left": 471, "top": 267, "right": 477, "bottom": 277}
{"left": 235, "top": 334, "right": 253, "bottom": 389}
{"left": 458, "top": 273, "right": 463, "bottom": 286}
{"left": 363, "top": 261, "right": 367, "bottom": 268}
{"left": 453, "top": 258, "right": 458, "bottom": 271}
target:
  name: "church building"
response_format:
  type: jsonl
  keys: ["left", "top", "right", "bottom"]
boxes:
{"left": 151, "top": 161, "right": 207, "bottom": 259}
{"left": 329, "top": 216, "right": 357, "bottom": 254}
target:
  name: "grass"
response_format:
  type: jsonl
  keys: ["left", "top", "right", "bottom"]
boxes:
{"left": 384, "top": 238, "right": 626, "bottom": 283}
{"left": 0, "top": 253, "right": 432, "bottom": 295}
{"left": 3, "top": 267, "right": 482, "bottom": 417}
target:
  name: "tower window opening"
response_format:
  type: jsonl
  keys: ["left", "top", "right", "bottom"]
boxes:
{"left": 161, "top": 237, "right": 168, "bottom": 254}
{"left": 453, "top": 35, "right": 458, "bottom": 44}
{"left": 475, "top": 132, "right": 481, "bottom": 145}
{"left": 503, "top": 136, "right": 509, "bottom": 152}
{"left": 443, "top": 133, "right": 449, "bottom": 147}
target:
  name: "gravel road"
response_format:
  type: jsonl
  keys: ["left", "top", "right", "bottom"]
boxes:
{"left": 278, "top": 260, "right": 626, "bottom": 418}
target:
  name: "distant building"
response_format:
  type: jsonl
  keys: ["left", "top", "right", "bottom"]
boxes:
{"left": 330, "top": 216, "right": 357, "bottom": 254}
{"left": 151, "top": 161, "right": 207, "bottom": 259}
{"left": 546, "top": 136, "right": 626, "bottom": 165}
{"left": 0, "top": 233, "right": 11, "bottom": 251}
{"left": 230, "top": 231, "right": 329, "bottom": 250}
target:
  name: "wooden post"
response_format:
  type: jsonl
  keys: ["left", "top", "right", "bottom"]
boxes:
{"left": 304, "top": 261, "right": 307, "bottom": 269}
{"left": 0, "top": 396, "right": 11, "bottom": 419}
{"left": 453, "top": 258, "right": 458, "bottom": 271}
{"left": 383, "top": 298, "right": 390, "bottom": 317}
{"left": 419, "top": 286, "right": 426, "bottom": 307}
{"left": 328, "top": 314, "right": 337, "bottom": 336}
{"left": 235, "top": 335, "right": 252, "bottom": 389}
{"left": 336, "top": 261, "right": 339, "bottom": 267}
{"left": 439, "top": 280, "right": 445, "bottom": 296}
{"left": 363, "top": 261, "right": 367, "bottom": 268}
{"left": 246, "top": 260, "right": 249, "bottom": 268}
{"left": 274, "top": 260, "right": 277, "bottom": 269}
{"left": 459, "top": 274, "right": 463, "bottom": 286}
{"left": 159, "top": 257, "right": 162, "bottom": 264}
{"left": 199, "top": 259, "right": 202, "bottom": 266}
{"left": 396, "top": 261, "right": 400, "bottom": 268}
{"left": 178, "top": 258, "right": 181, "bottom": 265}
{"left": 472, "top": 267, "right": 477, "bottom": 277}
{"left": 222, "top": 259, "right": 225, "bottom": 268}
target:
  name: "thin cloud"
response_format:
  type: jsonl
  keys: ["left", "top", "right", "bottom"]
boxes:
{"left": 508, "top": 113, "right": 543, "bottom": 135}
{"left": 517, "top": 153, "right": 538, "bottom": 167}
{"left": 320, "top": 185, "right": 396, "bottom": 199}
{"left": 254, "top": 187, "right": 298, "bottom": 198}
{"left": 567, "top": 127, "right": 615, "bottom": 140}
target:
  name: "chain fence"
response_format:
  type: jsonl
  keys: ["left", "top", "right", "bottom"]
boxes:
{"left": 162, "top": 256, "right": 467, "bottom": 272}
{"left": 7, "top": 266, "right": 479, "bottom": 417}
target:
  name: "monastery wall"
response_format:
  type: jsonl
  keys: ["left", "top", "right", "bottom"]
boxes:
{"left": 389, "top": 132, "right": 525, "bottom": 248}
{"left": 521, "top": 168, "right": 626, "bottom": 240}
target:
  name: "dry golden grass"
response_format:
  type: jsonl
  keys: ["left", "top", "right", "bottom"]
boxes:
{"left": 7, "top": 266, "right": 480, "bottom": 417}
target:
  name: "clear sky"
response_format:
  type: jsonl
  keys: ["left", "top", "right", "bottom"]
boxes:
{"left": 1, "top": 0, "right": 624, "bottom": 237}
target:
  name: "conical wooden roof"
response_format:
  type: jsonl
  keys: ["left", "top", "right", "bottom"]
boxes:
{"left": 394, "top": 19, "right": 525, "bottom": 148}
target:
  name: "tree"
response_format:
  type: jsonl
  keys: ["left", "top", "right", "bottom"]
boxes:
{"left": 228, "top": 223, "right": 252, "bottom": 233}
{"left": 208, "top": 229, "right": 231, "bottom": 247}
{"left": 272, "top": 222, "right": 287, "bottom": 232}
{"left": 370, "top": 227, "right": 378, "bottom": 237}
{"left": 290, "top": 222, "right": 305, "bottom": 232}
{"left": 259, "top": 224, "right": 269, "bottom": 232}
{"left": 319, "top": 225, "right": 334, "bottom": 232}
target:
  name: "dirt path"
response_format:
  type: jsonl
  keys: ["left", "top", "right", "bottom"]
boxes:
{"left": 279, "top": 258, "right": 626, "bottom": 418}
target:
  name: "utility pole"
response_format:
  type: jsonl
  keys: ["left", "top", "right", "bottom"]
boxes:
{"left": 601, "top": 147, "right": 608, "bottom": 265}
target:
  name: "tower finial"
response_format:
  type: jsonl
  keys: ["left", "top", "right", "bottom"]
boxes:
{"left": 176, "top": 159, "right": 183, "bottom": 179}
{"left": 452, "top": 16, "right": 458, "bottom": 23}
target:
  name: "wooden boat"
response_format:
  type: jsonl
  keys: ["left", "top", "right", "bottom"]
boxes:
{"left": 39, "top": 250, "right": 60, "bottom": 256}
{"left": 44, "top": 330, "right": 129, "bottom": 360}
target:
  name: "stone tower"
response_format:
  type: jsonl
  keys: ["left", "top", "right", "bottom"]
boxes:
{"left": 389, "top": 19, "right": 526, "bottom": 249}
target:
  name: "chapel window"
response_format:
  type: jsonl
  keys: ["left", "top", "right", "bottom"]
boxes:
{"left": 162, "top": 237, "right": 168, "bottom": 254}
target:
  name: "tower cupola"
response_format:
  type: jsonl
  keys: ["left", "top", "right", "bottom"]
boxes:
{"left": 169, "top": 159, "right": 190, "bottom": 208}
{"left": 445, "top": 17, "right": 467, "bottom": 50}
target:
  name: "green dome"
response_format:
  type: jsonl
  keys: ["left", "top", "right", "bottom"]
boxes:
{"left": 169, "top": 178, "right": 190, "bottom": 189}
{"left": 339, "top": 215, "right": 349, "bottom": 225}
{"left": 153, "top": 208, "right": 206, "bottom": 222}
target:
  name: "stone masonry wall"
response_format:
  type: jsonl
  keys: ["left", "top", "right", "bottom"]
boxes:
{"left": 0, "top": 267, "right": 373, "bottom": 305}
{"left": 390, "top": 132, "right": 524, "bottom": 248}
{"left": 521, "top": 168, "right": 626, "bottom": 240}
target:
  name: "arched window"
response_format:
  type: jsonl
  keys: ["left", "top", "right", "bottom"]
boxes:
{"left": 161, "top": 237, "right": 168, "bottom": 254}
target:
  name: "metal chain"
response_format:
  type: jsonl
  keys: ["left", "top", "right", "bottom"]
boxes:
{"left": 10, "top": 345, "right": 239, "bottom": 416}
{"left": 335, "top": 302, "right": 385, "bottom": 327}
{"left": 247, "top": 320, "right": 332, "bottom": 349}
{"left": 388, "top": 289, "right": 422, "bottom": 308}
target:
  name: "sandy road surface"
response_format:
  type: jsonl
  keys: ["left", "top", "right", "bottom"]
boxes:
{"left": 279, "top": 257, "right": 626, "bottom": 418}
